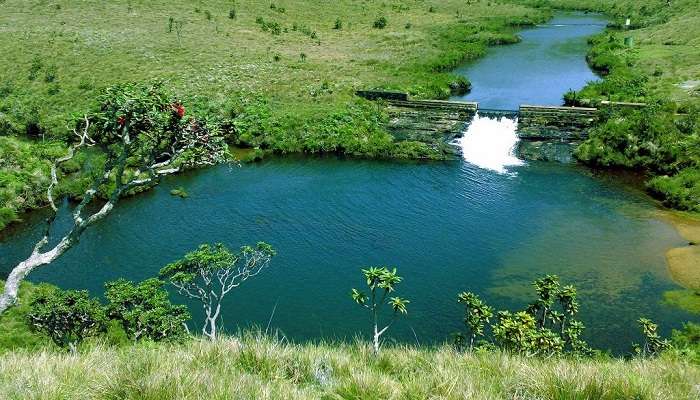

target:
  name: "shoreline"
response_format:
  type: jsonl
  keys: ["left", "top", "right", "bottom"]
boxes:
{"left": 660, "top": 211, "right": 700, "bottom": 291}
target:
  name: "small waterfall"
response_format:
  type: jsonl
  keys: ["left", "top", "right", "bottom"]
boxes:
{"left": 453, "top": 112, "right": 524, "bottom": 173}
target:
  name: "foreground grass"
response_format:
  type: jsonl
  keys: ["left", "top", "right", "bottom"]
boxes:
{"left": 0, "top": 335, "right": 698, "bottom": 399}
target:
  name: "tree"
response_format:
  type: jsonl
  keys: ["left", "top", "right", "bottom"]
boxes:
{"left": 456, "top": 291, "right": 493, "bottom": 350}
{"left": 104, "top": 278, "right": 190, "bottom": 342}
{"left": 0, "top": 81, "right": 228, "bottom": 314}
{"left": 351, "top": 267, "right": 409, "bottom": 354}
{"left": 159, "top": 242, "right": 276, "bottom": 340}
{"left": 26, "top": 287, "right": 107, "bottom": 352}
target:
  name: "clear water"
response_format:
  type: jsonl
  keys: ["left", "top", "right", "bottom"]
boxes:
{"left": 0, "top": 13, "right": 691, "bottom": 353}
{"left": 451, "top": 13, "right": 608, "bottom": 110}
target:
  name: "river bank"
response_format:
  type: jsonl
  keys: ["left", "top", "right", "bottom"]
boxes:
{"left": 660, "top": 211, "right": 700, "bottom": 314}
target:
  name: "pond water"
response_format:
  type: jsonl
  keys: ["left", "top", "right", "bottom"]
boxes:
{"left": 1, "top": 13, "right": 692, "bottom": 352}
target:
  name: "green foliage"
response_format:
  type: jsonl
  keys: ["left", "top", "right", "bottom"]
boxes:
{"left": 88, "top": 80, "right": 229, "bottom": 174}
{"left": 0, "top": 137, "right": 69, "bottom": 230}
{"left": 351, "top": 267, "right": 409, "bottom": 353}
{"left": 160, "top": 242, "right": 276, "bottom": 339}
{"left": 634, "top": 317, "right": 670, "bottom": 357}
{"left": 26, "top": 286, "right": 107, "bottom": 350}
{"left": 458, "top": 275, "right": 589, "bottom": 356}
{"left": 455, "top": 292, "right": 493, "bottom": 350}
{"left": 333, "top": 17, "right": 342, "bottom": 30}
{"left": 0, "top": 281, "right": 52, "bottom": 351}
{"left": 647, "top": 167, "right": 700, "bottom": 211}
{"left": 104, "top": 278, "right": 190, "bottom": 342}
{"left": 373, "top": 16, "right": 387, "bottom": 29}
{"left": 576, "top": 106, "right": 700, "bottom": 211}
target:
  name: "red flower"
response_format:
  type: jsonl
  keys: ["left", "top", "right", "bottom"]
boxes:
{"left": 172, "top": 103, "right": 185, "bottom": 118}
{"left": 117, "top": 116, "right": 126, "bottom": 127}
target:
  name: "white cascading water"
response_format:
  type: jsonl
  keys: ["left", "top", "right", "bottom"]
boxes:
{"left": 453, "top": 113, "right": 524, "bottom": 173}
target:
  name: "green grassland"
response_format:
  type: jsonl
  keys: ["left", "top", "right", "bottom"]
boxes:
{"left": 0, "top": 334, "right": 698, "bottom": 399}
{"left": 0, "top": 0, "right": 551, "bottom": 230}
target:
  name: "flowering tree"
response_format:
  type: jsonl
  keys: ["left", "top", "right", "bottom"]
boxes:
{"left": 0, "top": 81, "right": 228, "bottom": 314}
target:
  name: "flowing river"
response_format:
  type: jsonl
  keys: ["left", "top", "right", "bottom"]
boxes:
{"left": 0, "top": 13, "right": 693, "bottom": 352}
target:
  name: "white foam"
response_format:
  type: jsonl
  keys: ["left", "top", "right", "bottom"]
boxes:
{"left": 454, "top": 113, "right": 524, "bottom": 174}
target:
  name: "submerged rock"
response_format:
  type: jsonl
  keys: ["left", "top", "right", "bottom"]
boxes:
{"left": 515, "top": 140, "right": 577, "bottom": 163}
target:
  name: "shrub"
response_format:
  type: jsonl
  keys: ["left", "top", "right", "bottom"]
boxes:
{"left": 333, "top": 18, "right": 342, "bottom": 30}
{"left": 26, "top": 287, "right": 107, "bottom": 351}
{"left": 373, "top": 16, "right": 387, "bottom": 29}
{"left": 105, "top": 278, "right": 190, "bottom": 342}
{"left": 228, "top": 8, "right": 236, "bottom": 19}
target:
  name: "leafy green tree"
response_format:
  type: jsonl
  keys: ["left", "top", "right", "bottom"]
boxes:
{"left": 351, "top": 267, "right": 409, "bottom": 354}
{"left": 105, "top": 278, "right": 190, "bottom": 342}
{"left": 634, "top": 317, "right": 670, "bottom": 357}
{"left": 527, "top": 275, "right": 560, "bottom": 328}
{"left": 160, "top": 242, "right": 276, "bottom": 340}
{"left": 0, "top": 81, "right": 229, "bottom": 314}
{"left": 26, "top": 287, "right": 107, "bottom": 352}
{"left": 456, "top": 291, "right": 493, "bottom": 350}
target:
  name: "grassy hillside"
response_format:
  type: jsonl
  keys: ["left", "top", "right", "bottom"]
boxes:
{"left": 0, "top": 0, "right": 546, "bottom": 135}
{"left": 0, "top": 0, "right": 551, "bottom": 229}
{"left": 0, "top": 335, "right": 698, "bottom": 399}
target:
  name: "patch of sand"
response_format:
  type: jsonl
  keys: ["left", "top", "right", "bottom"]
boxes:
{"left": 660, "top": 212, "right": 700, "bottom": 289}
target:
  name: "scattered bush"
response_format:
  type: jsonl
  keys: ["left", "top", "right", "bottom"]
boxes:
{"left": 373, "top": 16, "right": 387, "bottom": 29}
{"left": 333, "top": 17, "right": 342, "bottom": 30}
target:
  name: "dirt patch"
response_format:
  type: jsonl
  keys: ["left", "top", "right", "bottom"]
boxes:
{"left": 660, "top": 212, "right": 700, "bottom": 289}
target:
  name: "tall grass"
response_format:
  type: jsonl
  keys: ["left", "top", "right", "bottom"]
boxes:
{"left": 0, "top": 333, "right": 698, "bottom": 399}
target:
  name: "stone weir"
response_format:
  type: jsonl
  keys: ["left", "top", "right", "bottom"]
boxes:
{"left": 517, "top": 105, "right": 599, "bottom": 140}
{"left": 357, "top": 91, "right": 645, "bottom": 162}
{"left": 357, "top": 91, "right": 477, "bottom": 143}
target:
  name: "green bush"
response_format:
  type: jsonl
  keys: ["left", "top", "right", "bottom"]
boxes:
{"left": 373, "top": 16, "right": 387, "bottom": 29}
{"left": 647, "top": 167, "right": 700, "bottom": 211}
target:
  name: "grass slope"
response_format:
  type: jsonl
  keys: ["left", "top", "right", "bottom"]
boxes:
{"left": 0, "top": 335, "right": 698, "bottom": 399}
{"left": 0, "top": 0, "right": 550, "bottom": 228}
{"left": 0, "top": 0, "right": 545, "bottom": 135}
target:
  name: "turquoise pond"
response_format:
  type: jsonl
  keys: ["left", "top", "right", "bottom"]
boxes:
{"left": 1, "top": 13, "right": 693, "bottom": 352}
